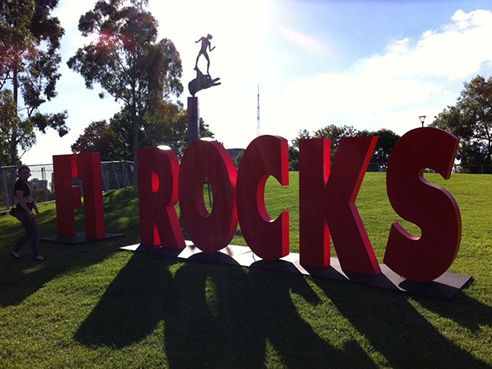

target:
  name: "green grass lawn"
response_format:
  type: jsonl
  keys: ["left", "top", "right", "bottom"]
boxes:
{"left": 1, "top": 172, "right": 491, "bottom": 368}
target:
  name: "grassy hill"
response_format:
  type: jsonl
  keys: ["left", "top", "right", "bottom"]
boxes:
{"left": 1, "top": 172, "right": 491, "bottom": 368}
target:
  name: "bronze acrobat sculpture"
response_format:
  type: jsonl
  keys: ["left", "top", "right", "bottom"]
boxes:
{"left": 189, "top": 34, "right": 221, "bottom": 96}
{"left": 195, "top": 34, "right": 215, "bottom": 75}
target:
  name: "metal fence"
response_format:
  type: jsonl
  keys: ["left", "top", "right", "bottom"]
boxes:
{"left": 1, "top": 160, "right": 490, "bottom": 211}
{"left": 366, "top": 163, "right": 492, "bottom": 174}
{"left": 0, "top": 161, "right": 134, "bottom": 211}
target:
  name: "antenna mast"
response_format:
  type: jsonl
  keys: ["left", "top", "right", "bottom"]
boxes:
{"left": 257, "top": 85, "right": 260, "bottom": 137}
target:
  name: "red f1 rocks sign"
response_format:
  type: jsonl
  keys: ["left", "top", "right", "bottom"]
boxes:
{"left": 53, "top": 127, "right": 461, "bottom": 283}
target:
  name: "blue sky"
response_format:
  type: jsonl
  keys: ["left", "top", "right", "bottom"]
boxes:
{"left": 22, "top": 0, "right": 492, "bottom": 164}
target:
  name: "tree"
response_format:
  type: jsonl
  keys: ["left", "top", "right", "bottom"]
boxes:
{"left": 0, "top": 90, "right": 35, "bottom": 165}
{"left": 288, "top": 145, "right": 300, "bottom": 171}
{"left": 358, "top": 128, "right": 400, "bottom": 166}
{"left": 432, "top": 75, "right": 492, "bottom": 171}
{"left": 312, "top": 125, "right": 359, "bottom": 160}
{"left": 67, "top": 0, "right": 183, "bottom": 182}
{"left": 290, "top": 125, "right": 400, "bottom": 170}
{"left": 289, "top": 129, "right": 311, "bottom": 170}
{"left": 0, "top": 0, "right": 68, "bottom": 164}
{"left": 233, "top": 150, "right": 244, "bottom": 168}
{"left": 71, "top": 120, "right": 117, "bottom": 160}
{"left": 72, "top": 101, "right": 214, "bottom": 161}
{"left": 291, "top": 125, "right": 358, "bottom": 163}
{"left": 145, "top": 99, "right": 214, "bottom": 158}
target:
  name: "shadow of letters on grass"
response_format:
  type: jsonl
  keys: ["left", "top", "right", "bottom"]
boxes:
{"left": 75, "top": 253, "right": 376, "bottom": 367}
{"left": 313, "top": 279, "right": 491, "bottom": 369}
{"left": 74, "top": 253, "right": 491, "bottom": 367}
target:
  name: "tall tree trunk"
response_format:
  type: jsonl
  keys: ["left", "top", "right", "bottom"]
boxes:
{"left": 132, "top": 92, "right": 139, "bottom": 186}
{"left": 10, "top": 67, "right": 18, "bottom": 165}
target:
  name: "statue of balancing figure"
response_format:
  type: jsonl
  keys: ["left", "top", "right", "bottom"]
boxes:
{"left": 189, "top": 34, "right": 221, "bottom": 96}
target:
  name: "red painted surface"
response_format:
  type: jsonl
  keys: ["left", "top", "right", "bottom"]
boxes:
{"left": 299, "top": 137, "right": 381, "bottom": 275}
{"left": 77, "top": 153, "right": 106, "bottom": 240}
{"left": 53, "top": 154, "right": 81, "bottom": 237}
{"left": 384, "top": 127, "right": 461, "bottom": 282}
{"left": 138, "top": 147, "right": 185, "bottom": 248}
{"left": 178, "top": 140, "right": 238, "bottom": 253}
{"left": 53, "top": 128, "right": 464, "bottom": 283}
{"left": 53, "top": 153, "right": 106, "bottom": 239}
{"left": 237, "top": 135, "right": 289, "bottom": 260}
{"left": 299, "top": 139, "right": 330, "bottom": 267}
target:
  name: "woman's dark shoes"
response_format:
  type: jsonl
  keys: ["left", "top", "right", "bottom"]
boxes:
{"left": 9, "top": 251, "right": 21, "bottom": 260}
{"left": 32, "top": 255, "right": 45, "bottom": 261}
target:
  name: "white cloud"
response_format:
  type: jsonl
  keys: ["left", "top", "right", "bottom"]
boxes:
{"left": 21, "top": 5, "right": 492, "bottom": 163}
{"left": 263, "top": 9, "right": 492, "bottom": 141}
{"left": 279, "top": 26, "right": 331, "bottom": 56}
{"left": 360, "top": 11, "right": 492, "bottom": 80}
{"left": 386, "top": 38, "right": 411, "bottom": 54}
{"left": 451, "top": 9, "right": 491, "bottom": 29}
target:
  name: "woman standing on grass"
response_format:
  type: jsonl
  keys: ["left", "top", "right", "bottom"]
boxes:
{"left": 9, "top": 165, "right": 44, "bottom": 261}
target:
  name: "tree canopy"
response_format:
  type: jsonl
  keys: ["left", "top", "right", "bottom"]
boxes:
{"left": 432, "top": 75, "right": 492, "bottom": 171}
{"left": 72, "top": 101, "right": 214, "bottom": 161}
{"left": 67, "top": 0, "right": 183, "bottom": 181}
{"left": 0, "top": 0, "right": 68, "bottom": 165}
{"left": 358, "top": 128, "right": 401, "bottom": 165}
{"left": 290, "top": 125, "right": 400, "bottom": 171}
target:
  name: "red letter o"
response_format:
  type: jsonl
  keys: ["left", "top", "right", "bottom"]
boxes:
{"left": 179, "top": 140, "right": 238, "bottom": 253}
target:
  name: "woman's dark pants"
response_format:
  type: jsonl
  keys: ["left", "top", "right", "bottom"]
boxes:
{"left": 12, "top": 212, "right": 40, "bottom": 257}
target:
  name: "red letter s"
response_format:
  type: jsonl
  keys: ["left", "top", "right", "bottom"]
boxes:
{"left": 384, "top": 127, "right": 461, "bottom": 282}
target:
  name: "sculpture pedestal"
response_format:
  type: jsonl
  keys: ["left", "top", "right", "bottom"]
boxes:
{"left": 187, "top": 97, "right": 199, "bottom": 144}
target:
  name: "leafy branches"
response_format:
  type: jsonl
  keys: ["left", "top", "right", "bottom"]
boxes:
{"left": 67, "top": 0, "right": 183, "bottom": 182}
{"left": 432, "top": 75, "right": 492, "bottom": 168}
{"left": 0, "top": 0, "right": 67, "bottom": 164}
{"left": 290, "top": 125, "right": 400, "bottom": 170}
{"left": 72, "top": 101, "right": 214, "bottom": 161}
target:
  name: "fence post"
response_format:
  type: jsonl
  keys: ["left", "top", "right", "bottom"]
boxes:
{"left": 120, "top": 160, "right": 128, "bottom": 188}
{"left": 40, "top": 167, "right": 48, "bottom": 202}
{"left": 111, "top": 160, "right": 120, "bottom": 189}
{"left": 103, "top": 164, "right": 109, "bottom": 192}
{"left": 1, "top": 167, "right": 10, "bottom": 210}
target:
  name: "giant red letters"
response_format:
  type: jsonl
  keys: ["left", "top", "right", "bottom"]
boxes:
{"left": 384, "top": 128, "right": 461, "bottom": 282}
{"left": 77, "top": 153, "right": 106, "bottom": 239}
{"left": 53, "top": 153, "right": 105, "bottom": 240}
{"left": 178, "top": 140, "right": 238, "bottom": 253}
{"left": 138, "top": 147, "right": 185, "bottom": 248}
{"left": 299, "top": 137, "right": 381, "bottom": 274}
{"left": 54, "top": 128, "right": 463, "bottom": 282}
{"left": 237, "top": 135, "right": 289, "bottom": 260}
{"left": 54, "top": 154, "right": 81, "bottom": 237}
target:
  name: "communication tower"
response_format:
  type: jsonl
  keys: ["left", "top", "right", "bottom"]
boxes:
{"left": 257, "top": 85, "right": 260, "bottom": 137}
